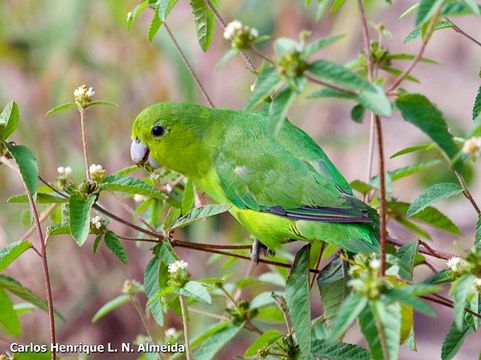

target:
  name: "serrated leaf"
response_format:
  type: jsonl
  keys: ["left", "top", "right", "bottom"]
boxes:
{"left": 112, "top": 165, "right": 139, "bottom": 176}
{"left": 330, "top": 0, "right": 346, "bottom": 12}
{"left": 472, "top": 85, "right": 481, "bottom": 121}
{"left": 0, "top": 274, "right": 63, "bottom": 320}
{"left": 317, "top": 257, "right": 349, "bottom": 323}
{"left": 451, "top": 274, "right": 475, "bottom": 330}
{"left": 359, "top": 306, "right": 384, "bottom": 360}
{"left": 0, "top": 101, "right": 19, "bottom": 140}
{"left": 308, "top": 88, "right": 355, "bottom": 100}
{"left": 194, "top": 323, "right": 242, "bottom": 360}
{"left": 311, "top": 339, "right": 370, "bottom": 360}
{"left": 7, "top": 144, "right": 38, "bottom": 195}
{"left": 390, "top": 143, "right": 435, "bottom": 158}
{"left": 303, "top": 34, "right": 345, "bottom": 58}
{"left": 177, "top": 281, "right": 211, "bottom": 304}
{"left": 104, "top": 231, "right": 128, "bottom": 264}
{"left": 8, "top": 192, "right": 67, "bottom": 204}
{"left": 357, "top": 84, "right": 392, "bottom": 117}
{"left": 404, "top": 20, "right": 452, "bottom": 43}
{"left": 158, "top": 0, "right": 178, "bottom": 20}
{"left": 441, "top": 320, "right": 472, "bottom": 360}
{"left": 0, "top": 288, "right": 21, "bottom": 336}
{"left": 244, "top": 329, "right": 282, "bottom": 356}
{"left": 45, "top": 102, "right": 77, "bottom": 116}
{"left": 144, "top": 254, "right": 166, "bottom": 326}
{"left": 394, "top": 216, "right": 432, "bottom": 240}
{"left": 330, "top": 292, "right": 367, "bottom": 340}
{"left": 416, "top": 0, "right": 444, "bottom": 26}
{"left": 181, "top": 179, "right": 195, "bottom": 215}
{"left": 396, "top": 94, "right": 460, "bottom": 169}
{"left": 99, "top": 175, "right": 165, "bottom": 198}
{"left": 245, "top": 66, "right": 282, "bottom": 110}
{"left": 424, "top": 269, "right": 456, "bottom": 284}
{"left": 309, "top": 60, "right": 375, "bottom": 92}
{"left": 0, "top": 241, "right": 32, "bottom": 273}
{"left": 169, "top": 204, "right": 230, "bottom": 230}
{"left": 372, "top": 301, "right": 401, "bottom": 360}
{"left": 190, "top": 0, "right": 215, "bottom": 51}
{"left": 127, "top": 0, "right": 148, "bottom": 30}
{"left": 475, "top": 215, "right": 481, "bottom": 247}
{"left": 395, "top": 241, "right": 419, "bottom": 281}
{"left": 92, "top": 294, "right": 130, "bottom": 322}
{"left": 148, "top": 8, "right": 162, "bottom": 41}
{"left": 385, "top": 288, "right": 436, "bottom": 317}
{"left": 47, "top": 224, "right": 70, "bottom": 236}
{"left": 268, "top": 86, "right": 297, "bottom": 136}
{"left": 69, "top": 195, "right": 96, "bottom": 246}
{"left": 407, "top": 183, "right": 463, "bottom": 216}
{"left": 286, "top": 244, "right": 311, "bottom": 358}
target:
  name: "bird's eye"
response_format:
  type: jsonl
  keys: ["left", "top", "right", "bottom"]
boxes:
{"left": 151, "top": 125, "right": 165, "bottom": 137}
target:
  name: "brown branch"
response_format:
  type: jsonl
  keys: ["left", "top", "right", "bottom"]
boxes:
{"left": 357, "top": 0, "right": 373, "bottom": 81}
{"left": 389, "top": 237, "right": 454, "bottom": 261}
{"left": 446, "top": 17, "right": 481, "bottom": 48}
{"left": 386, "top": 6, "right": 442, "bottom": 93}
{"left": 454, "top": 171, "right": 481, "bottom": 215}
{"left": 421, "top": 295, "right": 481, "bottom": 320}
{"left": 163, "top": 22, "right": 215, "bottom": 108}
{"left": 309, "top": 242, "right": 325, "bottom": 289}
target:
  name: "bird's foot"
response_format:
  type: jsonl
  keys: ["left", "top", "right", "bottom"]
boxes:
{"left": 250, "top": 239, "right": 275, "bottom": 264}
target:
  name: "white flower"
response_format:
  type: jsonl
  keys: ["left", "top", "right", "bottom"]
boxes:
{"left": 462, "top": 137, "right": 481, "bottom": 157}
{"left": 90, "top": 215, "right": 104, "bottom": 230}
{"left": 133, "top": 194, "right": 148, "bottom": 203}
{"left": 168, "top": 260, "right": 188, "bottom": 274}
{"left": 165, "top": 327, "right": 177, "bottom": 337}
{"left": 369, "top": 258, "right": 381, "bottom": 270}
{"left": 74, "top": 84, "right": 95, "bottom": 102}
{"left": 447, "top": 257, "right": 463, "bottom": 272}
{"left": 89, "top": 164, "right": 106, "bottom": 180}
{"left": 57, "top": 166, "right": 72, "bottom": 176}
{"left": 223, "top": 20, "right": 258, "bottom": 42}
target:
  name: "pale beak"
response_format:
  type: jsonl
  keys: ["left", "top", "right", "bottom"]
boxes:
{"left": 130, "top": 139, "right": 148, "bottom": 165}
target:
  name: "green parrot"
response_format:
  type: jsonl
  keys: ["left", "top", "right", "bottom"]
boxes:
{"left": 131, "top": 102, "right": 379, "bottom": 260}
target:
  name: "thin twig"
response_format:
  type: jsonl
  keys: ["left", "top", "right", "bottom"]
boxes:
{"left": 386, "top": 6, "right": 442, "bottom": 93}
{"left": 357, "top": 0, "right": 373, "bottom": 81}
{"left": 454, "top": 171, "right": 481, "bottom": 214}
{"left": 421, "top": 295, "right": 481, "bottom": 319}
{"left": 189, "top": 307, "right": 228, "bottom": 320}
{"left": 131, "top": 296, "right": 162, "bottom": 360}
{"left": 164, "top": 22, "right": 215, "bottom": 108}
{"left": 112, "top": 192, "right": 157, "bottom": 232}
{"left": 309, "top": 242, "right": 325, "bottom": 289}
{"left": 446, "top": 17, "right": 481, "bottom": 47}
{"left": 79, "top": 109, "right": 90, "bottom": 179}
{"left": 179, "top": 295, "right": 193, "bottom": 360}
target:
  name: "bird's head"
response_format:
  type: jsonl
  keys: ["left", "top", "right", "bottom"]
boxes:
{"left": 131, "top": 102, "right": 213, "bottom": 177}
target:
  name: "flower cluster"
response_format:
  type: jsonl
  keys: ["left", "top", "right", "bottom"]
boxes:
{"left": 473, "top": 277, "right": 481, "bottom": 292}
{"left": 74, "top": 84, "right": 95, "bottom": 107}
{"left": 165, "top": 327, "right": 177, "bottom": 339}
{"left": 447, "top": 257, "right": 465, "bottom": 273}
{"left": 122, "top": 279, "right": 143, "bottom": 295}
{"left": 348, "top": 253, "right": 387, "bottom": 299}
{"left": 168, "top": 260, "right": 188, "bottom": 274}
{"left": 462, "top": 137, "right": 481, "bottom": 158}
{"left": 167, "top": 260, "right": 190, "bottom": 288}
{"left": 90, "top": 215, "right": 107, "bottom": 234}
{"left": 57, "top": 166, "right": 72, "bottom": 177}
{"left": 223, "top": 20, "right": 259, "bottom": 49}
{"left": 89, "top": 164, "right": 106, "bottom": 181}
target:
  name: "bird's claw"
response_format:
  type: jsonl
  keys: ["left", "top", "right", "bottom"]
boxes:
{"left": 250, "top": 239, "right": 274, "bottom": 264}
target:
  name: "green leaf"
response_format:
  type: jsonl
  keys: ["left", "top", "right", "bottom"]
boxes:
{"left": 0, "top": 241, "right": 32, "bottom": 273}
{"left": 441, "top": 321, "right": 472, "bottom": 360}
{"left": 7, "top": 144, "right": 39, "bottom": 195}
{"left": 274, "top": 38, "right": 299, "bottom": 57}
{"left": 425, "top": 269, "right": 456, "bottom": 284}
{"left": 47, "top": 224, "right": 70, "bottom": 236}
{"left": 144, "top": 255, "right": 166, "bottom": 326}
{"left": 351, "top": 104, "right": 365, "bottom": 123}
{"left": 451, "top": 274, "right": 475, "bottom": 330}
{"left": 45, "top": 102, "right": 77, "bottom": 116}
{"left": 194, "top": 324, "right": 242, "bottom": 360}
{"left": 99, "top": 175, "right": 166, "bottom": 198}
{"left": 308, "top": 88, "right": 355, "bottom": 100}
{"left": 0, "top": 274, "right": 63, "bottom": 321}
{"left": 396, "top": 241, "right": 419, "bottom": 281}
{"left": 245, "top": 67, "right": 282, "bottom": 110}
{"left": 69, "top": 195, "right": 96, "bottom": 246}
{"left": 268, "top": 86, "right": 297, "bottom": 136}
{"left": 475, "top": 215, "right": 481, "bottom": 247}
{"left": 416, "top": 0, "right": 444, "bottom": 26}
{"left": 286, "top": 244, "right": 311, "bottom": 358}
{"left": 190, "top": 0, "right": 215, "bottom": 52}
{"left": 371, "top": 301, "right": 401, "bottom": 360}
{"left": 330, "top": 0, "right": 346, "bottom": 12}
{"left": 396, "top": 94, "right": 460, "bottom": 169}
{"left": 404, "top": 20, "right": 452, "bottom": 43}
{"left": 350, "top": 180, "right": 373, "bottom": 195}
{"left": 216, "top": 49, "right": 240, "bottom": 70}
{"left": 407, "top": 183, "right": 463, "bottom": 216}
{"left": 303, "top": 34, "right": 345, "bottom": 58}
{"left": 330, "top": 292, "right": 367, "bottom": 340}
{"left": 384, "top": 288, "right": 436, "bottom": 317}
{"left": 317, "top": 257, "right": 349, "bottom": 323}
{"left": 359, "top": 306, "right": 384, "bottom": 360}
{"left": 92, "top": 294, "right": 130, "bottom": 322}
{"left": 390, "top": 143, "right": 435, "bottom": 158}
{"left": 8, "top": 192, "right": 68, "bottom": 204}
{"left": 177, "top": 281, "right": 211, "bottom": 304}
{"left": 0, "top": 288, "right": 21, "bottom": 336}
{"left": 181, "top": 179, "right": 195, "bottom": 215}
{"left": 113, "top": 165, "right": 139, "bottom": 176}
{"left": 311, "top": 339, "right": 370, "bottom": 360}
{"left": 0, "top": 101, "right": 19, "bottom": 139}
{"left": 244, "top": 329, "right": 282, "bottom": 356}
{"left": 357, "top": 84, "right": 392, "bottom": 117}
{"left": 158, "top": 0, "right": 178, "bottom": 21}
{"left": 462, "top": 0, "right": 480, "bottom": 14}
{"left": 169, "top": 204, "right": 231, "bottom": 230}
{"left": 104, "top": 231, "right": 128, "bottom": 264}
{"left": 14, "top": 303, "right": 37, "bottom": 316}
{"left": 309, "top": 60, "right": 375, "bottom": 92}
{"left": 472, "top": 85, "right": 481, "bottom": 121}
{"left": 127, "top": 0, "right": 148, "bottom": 29}
{"left": 148, "top": 8, "right": 162, "bottom": 42}
{"left": 85, "top": 100, "right": 118, "bottom": 108}
{"left": 394, "top": 217, "right": 431, "bottom": 240}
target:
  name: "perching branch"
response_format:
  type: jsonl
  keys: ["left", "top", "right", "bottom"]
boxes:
{"left": 454, "top": 171, "right": 481, "bottom": 215}
{"left": 446, "top": 17, "right": 481, "bottom": 48}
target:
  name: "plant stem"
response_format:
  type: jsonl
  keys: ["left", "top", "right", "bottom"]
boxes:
{"left": 79, "top": 108, "right": 90, "bottom": 179}
{"left": 179, "top": 295, "right": 193, "bottom": 360}
{"left": 164, "top": 22, "right": 215, "bottom": 108}
{"left": 446, "top": 17, "right": 481, "bottom": 47}
{"left": 374, "top": 115, "right": 388, "bottom": 276}
{"left": 309, "top": 242, "right": 325, "bottom": 289}
{"left": 454, "top": 171, "right": 481, "bottom": 214}
{"left": 388, "top": 236, "right": 454, "bottom": 260}
{"left": 131, "top": 296, "right": 162, "bottom": 360}
{"left": 357, "top": 0, "right": 373, "bottom": 81}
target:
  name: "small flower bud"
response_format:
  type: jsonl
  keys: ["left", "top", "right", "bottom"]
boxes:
{"left": 462, "top": 137, "right": 481, "bottom": 158}
{"left": 168, "top": 260, "right": 188, "bottom": 274}
{"left": 447, "top": 257, "right": 464, "bottom": 273}
{"left": 57, "top": 166, "right": 72, "bottom": 177}
{"left": 74, "top": 84, "right": 95, "bottom": 108}
{"left": 89, "top": 164, "right": 106, "bottom": 181}
{"left": 90, "top": 215, "right": 107, "bottom": 234}
{"left": 133, "top": 194, "right": 148, "bottom": 203}
{"left": 223, "top": 20, "right": 259, "bottom": 49}
{"left": 369, "top": 258, "right": 381, "bottom": 270}
{"left": 473, "top": 277, "right": 481, "bottom": 292}
{"left": 165, "top": 327, "right": 177, "bottom": 338}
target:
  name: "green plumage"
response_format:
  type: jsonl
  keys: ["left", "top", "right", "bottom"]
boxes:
{"left": 131, "top": 102, "right": 379, "bottom": 254}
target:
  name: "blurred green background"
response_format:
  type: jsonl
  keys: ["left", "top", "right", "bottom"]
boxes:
{"left": 1, "top": 0, "right": 480, "bottom": 358}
